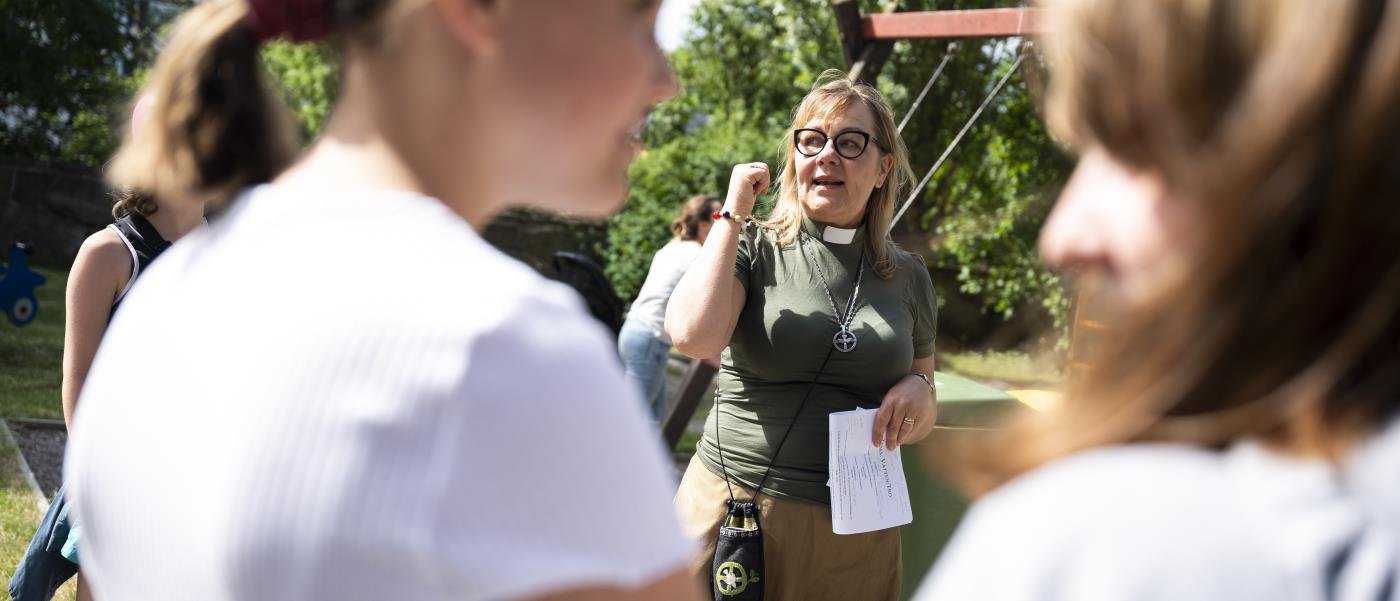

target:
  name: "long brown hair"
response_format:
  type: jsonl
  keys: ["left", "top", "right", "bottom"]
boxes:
{"left": 671, "top": 195, "right": 720, "bottom": 241}
{"left": 953, "top": 0, "right": 1400, "bottom": 495}
{"left": 764, "top": 71, "right": 914, "bottom": 279}
{"left": 106, "top": 0, "right": 393, "bottom": 207}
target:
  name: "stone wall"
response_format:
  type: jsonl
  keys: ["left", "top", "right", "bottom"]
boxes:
{"left": 481, "top": 209, "right": 609, "bottom": 278}
{"left": 0, "top": 156, "right": 112, "bottom": 268}
{"left": 0, "top": 156, "right": 608, "bottom": 276}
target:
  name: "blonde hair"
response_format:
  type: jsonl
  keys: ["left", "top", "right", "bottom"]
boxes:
{"left": 949, "top": 0, "right": 1400, "bottom": 496}
{"left": 763, "top": 71, "right": 915, "bottom": 279}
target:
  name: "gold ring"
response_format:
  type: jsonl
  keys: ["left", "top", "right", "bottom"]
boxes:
{"left": 902, "top": 417, "right": 916, "bottom": 425}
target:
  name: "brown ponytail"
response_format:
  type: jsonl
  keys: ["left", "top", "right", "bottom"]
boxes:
{"left": 108, "top": 0, "right": 298, "bottom": 208}
{"left": 110, "top": 188, "right": 159, "bottom": 219}
{"left": 670, "top": 195, "right": 719, "bottom": 241}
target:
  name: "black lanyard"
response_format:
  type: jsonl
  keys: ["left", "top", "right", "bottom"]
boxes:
{"left": 713, "top": 243, "right": 865, "bottom": 503}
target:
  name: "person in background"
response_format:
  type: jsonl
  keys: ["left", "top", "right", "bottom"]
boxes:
{"left": 9, "top": 95, "right": 204, "bottom": 601}
{"left": 618, "top": 194, "right": 721, "bottom": 423}
{"left": 64, "top": 0, "right": 700, "bottom": 600}
{"left": 915, "top": 0, "right": 1400, "bottom": 599}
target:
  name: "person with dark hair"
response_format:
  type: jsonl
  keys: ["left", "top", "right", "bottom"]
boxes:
{"left": 915, "top": 0, "right": 1400, "bottom": 599}
{"left": 63, "top": 1, "right": 700, "bottom": 600}
{"left": 618, "top": 194, "right": 722, "bottom": 422}
{"left": 666, "top": 73, "right": 937, "bottom": 600}
{"left": 9, "top": 95, "right": 203, "bottom": 601}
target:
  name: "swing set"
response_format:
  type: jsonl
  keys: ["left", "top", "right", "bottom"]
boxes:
{"left": 660, "top": 1, "right": 1055, "bottom": 449}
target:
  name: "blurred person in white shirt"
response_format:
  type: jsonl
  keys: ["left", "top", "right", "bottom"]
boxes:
{"left": 65, "top": 1, "right": 701, "bottom": 600}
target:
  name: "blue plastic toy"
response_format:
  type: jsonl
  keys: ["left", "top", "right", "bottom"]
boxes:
{"left": 0, "top": 242, "right": 45, "bottom": 326}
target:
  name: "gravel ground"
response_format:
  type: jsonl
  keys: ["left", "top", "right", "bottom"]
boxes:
{"left": 9, "top": 421, "right": 66, "bottom": 500}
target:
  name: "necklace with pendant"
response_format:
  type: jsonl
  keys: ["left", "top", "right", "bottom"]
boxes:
{"left": 800, "top": 233, "right": 865, "bottom": 353}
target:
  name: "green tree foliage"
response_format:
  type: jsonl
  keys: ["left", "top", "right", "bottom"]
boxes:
{"left": 643, "top": 0, "right": 846, "bottom": 146}
{"left": 0, "top": 0, "right": 188, "bottom": 164}
{"left": 608, "top": 0, "right": 1073, "bottom": 341}
{"left": 1, "top": 1, "right": 335, "bottom": 166}
{"left": 611, "top": 121, "right": 778, "bottom": 300}
{"left": 881, "top": 18, "right": 1073, "bottom": 330}
{"left": 260, "top": 41, "right": 339, "bottom": 142}
{"left": 610, "top": 0, "right": 849, "bottom": 300}
{"left": 4, "top": 0, "right": 1071, "bottom": 338}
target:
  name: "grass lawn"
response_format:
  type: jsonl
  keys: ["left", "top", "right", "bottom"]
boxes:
{"left": 0, "top": 266, "right": 66, "bottom": 421}
{"left": 664, "top": 353, "right": 714, "bottom": 456}
{"left": 675, "top": 428, "right": 702, "bottom": 456}
{"left": 938, "top": 349, "right": 1064, "bottom": 388}
{"left": 669, "top": 349, "right": 1067, "bottom": 455}
{"left": 0, "top": 262, "right": 74, "bottom": 597}
{"left": 0, "top": 430, "right": 75, "bottom": 600}
{"left": 670, "top": 349, "right": 1066, "bottom": 454}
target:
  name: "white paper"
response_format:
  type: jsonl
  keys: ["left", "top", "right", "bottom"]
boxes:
{"left": 828, "top": 407, "right": 914, "bottom": 535}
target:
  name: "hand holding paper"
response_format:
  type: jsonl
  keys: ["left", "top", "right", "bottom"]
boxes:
{"left": 828, "top": 407, "right": 914, "bottom": 535}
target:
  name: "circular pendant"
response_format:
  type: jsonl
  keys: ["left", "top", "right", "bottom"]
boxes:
{"left": 833, "top": 328, "right": 858, "bottom": 353}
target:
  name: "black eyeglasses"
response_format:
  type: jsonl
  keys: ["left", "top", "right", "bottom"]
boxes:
{"left": 793, "top": 128, "right": 885, "bottom": 160}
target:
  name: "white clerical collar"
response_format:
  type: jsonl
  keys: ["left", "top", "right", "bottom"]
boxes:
{"left": 822, "top": 225, "right": 858, "bottom": 245}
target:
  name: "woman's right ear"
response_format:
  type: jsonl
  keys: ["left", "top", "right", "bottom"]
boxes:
{"left": 432, "top": 0, "right": 505, "bottom": 59}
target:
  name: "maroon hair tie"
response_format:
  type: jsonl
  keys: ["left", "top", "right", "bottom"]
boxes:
{"left": 246, "top": 0, "right": 331, "bottom": 43}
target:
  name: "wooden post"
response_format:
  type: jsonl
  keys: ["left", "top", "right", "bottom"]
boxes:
{"left": 661, "top": 358, "right": 719, "bottom": 451}
{"left": 849, "top": 39, "right": 895, "bottom": 86}
{"left": 837, "top": 5, "right": 1044, "bottom": 82}
{"left": 833, "top": 0, "right": 895, "bottom": 85}
{"left": 832, "top": 0, "right": 865, "bottom": 70}
{"left": 862, "top": 8, "right": 1044, "bottom": 40}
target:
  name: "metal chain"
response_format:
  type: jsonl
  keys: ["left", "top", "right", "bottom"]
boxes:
{"left": 799, "top": 233, "right": 864, "bottom": 330}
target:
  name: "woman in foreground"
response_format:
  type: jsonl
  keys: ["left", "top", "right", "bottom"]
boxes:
{"left": 65, "top": 1, "right": 699, "bottom": 600}
{"left": 916, "top": 0, "right": 1400, "bottom": 598}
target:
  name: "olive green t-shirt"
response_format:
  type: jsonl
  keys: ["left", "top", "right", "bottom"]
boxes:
{"left": 697, "top": 216, "right": 938, "bottom": 504}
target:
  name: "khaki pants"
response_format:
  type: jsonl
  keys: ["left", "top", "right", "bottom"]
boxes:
{"left": 674, "top": 456, "right": 901, "bottom": 601}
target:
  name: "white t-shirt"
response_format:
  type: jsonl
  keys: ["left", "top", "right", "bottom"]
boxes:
{"left": 66, "top": 185, "right": 692, "bottom": 601}
{"left": 913, "top": 419, "right": 1400, "bottom": 601}
{"left": 625, "top": 238, "right": 701, "bottom": 340}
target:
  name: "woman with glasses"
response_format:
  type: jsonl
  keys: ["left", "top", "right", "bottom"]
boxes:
{"left": 63, "top": 1, "right": 700, "bottom": 600}
{"left": 666, "top": 72, "right": 937, "bottom": 600}
{"left": 618, "top": 195, "right": 722, "bottom": 423}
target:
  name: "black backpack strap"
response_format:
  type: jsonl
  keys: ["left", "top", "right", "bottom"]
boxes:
{"left": 113, "top": 214, "right": 172, "bottom": 275}
{"left": 122, "top": 214, "right": 172, "bottom": 257}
